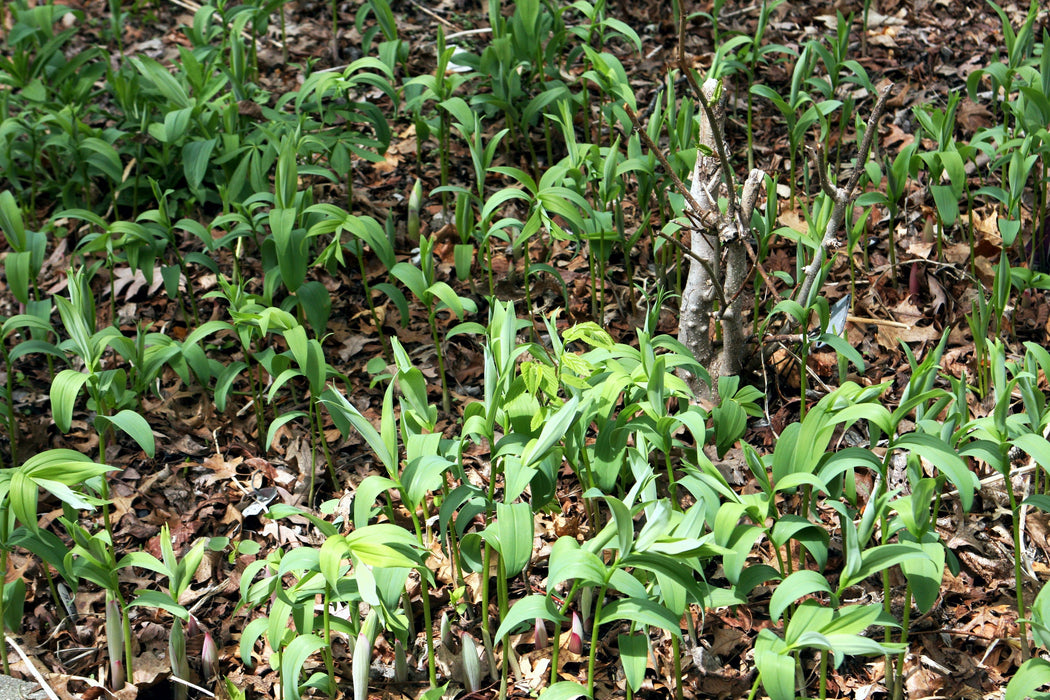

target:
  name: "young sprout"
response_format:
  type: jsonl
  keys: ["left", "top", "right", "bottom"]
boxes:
{"left": 105, "top": 595, "right": 125, "bottom": 690}
{"left": 352, "top": 632, "right": 371, "bottom": 700}
{"left": 440, "top": 611, "right": 453, "bottom": 647}
{"left": 201, "top": 631, "right": 219, "bottom": 682}
{"left": 567, "top": 612, "right": 584, "bottom": 654}
{"left": 460, "top": 632, "right": 481, "bottom": 693}
{"left": 394, "top": 639, "right": 408, "bottom": 683}
{"left": 534, "top": 618, "right": 548, "bottom": 650}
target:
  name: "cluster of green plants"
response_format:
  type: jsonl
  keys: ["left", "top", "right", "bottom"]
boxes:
{"left": 1, "top": 0, "right": 1050, "bottom": 697}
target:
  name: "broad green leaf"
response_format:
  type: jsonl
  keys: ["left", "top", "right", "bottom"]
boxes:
{"left": 402, "top": 454, "right": 451, "bottom": 511}
{"left": 822, "top": 633, "right": 902, "bottom": 660}
{"left": 50, "top": 369, "right": 89, "bottom": 433}
{"left": 321, "top": 389, "right": 396, "bottom": 474}
{"left": 240, "top": 617, "right": 269, "bottom": 667}
{"left": 265, "top": 411, "right": 308, "bottom": 452}
{"left": 930, "top": 184, "right": 959, "bottom": 225}
{"left": 770, "top": 570, "right": 832, "bottom": 622}
{"left": 130, "top": 56, "right": 192, "bottom": 108}
{"left": 493, "top": 594, "right": 567, "bottom": 642}
{"left": 598, "top": 598, "right": 681, "bottom": 636}
{"left": 183, "top": 138, "right": 216, "bottom": 190}
{"left": 1025, "top": 494, "right": 1050, "bottom": 515}
{"left": 5, "top": 251, "right": 32, "bottom": 305}
{"left": 319, "top": 536, "right": 349, "bottom": 592}
{"left": 487, "top": 502, "right": 534, "bottom": 578}
{"left": 281, "top": 633, "right": 326, "bottom": 700}
{"left": 1012, "top": 433, "right": 1050, "bottom": 473}
{"left": 1005, "top": 658, "right": 1050, "bottom": 700}
{"left": 587, "top": 490, "right": 633, "bottom": 556}
{"left": 842, "top": 543, "right": 924, "bottom": 591}
{"left": 618, "top": 633, "right": 649, "bottom": 693}
{"left": 547, "top": 537, "right": 608, "bottom": 591}
{"left": 894, "top": 432, "right": 978, "bottom": 510}
{"left": 2, "top": 578, "right": 25, "bottom": 633}
{"left": 899, "top": 533, "right": 945, "bottom": 613}
{"left": 97, "top": 409, "right": 155, "bottom": 458}
{"left": 537, "top": 681, "right": 590, "bottom": 700}
{"left": 10, "top": 450, "right": 114, "bottom": 530}
{"left": 754, "top": 629, "right": 794, "bottom": 700}
{"left": 117, "top": 551, "right": 172, "bottom": 579}
{"left": 0, "top": 190, "right": 26, "bottom": 249}
{"left": 128, "top": 589, "right": 188, "bottom": 619}
{"left": 523, "top": 395, "right": 580, "bottom": 469}
{"left": 352, "top": 475, "right": 398, "bottom": 528}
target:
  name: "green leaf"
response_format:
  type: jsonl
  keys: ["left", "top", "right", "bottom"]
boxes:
{"left": 296, "top": 281, "right": 332, "bottom": 338}
{"left": 493, "top": 595, "right": 567, "bottom": 642}
{"left": 598, "top": 598, "right": 681, "bottom": 636}
{"left": 265, "top": 411, "right": 308, "bottom": 451}
{"left": 130, "top": 56, "right": 192, "bottom": 109}
{"left": 427, "top": 281, "right": 472, "bottom": 319}
{"left": 0, "top": 190, "right": 26, "bottom": 249}
{"left": 930, "top": 184, "right": 959, "bottom": 226}
{"left": 1012, "top": 433, "right": 1050, "bottom": 473}
{"left": 10, "top": 450, "right": 114, "bottom": 530}
{"left": 183, "top": 138, "right": 217, "bottom": 190}
{"left": 1005, "top": 658, "right": 1050, "bottom": 700}
{"left": 118, "top": 551, "right": 172, "bottom": 579}
{"left": 50, "top": 369, "right": 89, "bottom": 433}
{"left": 2, "top": 578, "right": 25, "bottom": 633}
{"left": 1025, "top": 494, "right": 1050, "bottom": 514}
{"left": 487, "top": 502, "right": 534, "bottom": 578}
{"left": 240, "top": 617, "right": 269, "bottom": 667}
{"left": 5, "top": 251, "right": 32, "bottom": 305}
{"left": 842, "top": 543, "right": 924, "bottom": 591}
{"left": 618, "top": 633, "right": 649, "bottom": 693}
{"left": 537, "top": 681, "right": 590, "bottom": 700}
{"left": 97, "top": 409, "right": 155, "bottom": 458}
{"left": 754, "top": 629, "right": 794, "bottom": 700}
{"left": 899, "top": 534, "right": 945, "bottom": 613}
{"left": 128, "top": 589, "right": 188, "bottom": 619}
{"left": 523, "top": 395, "right": 580, "bottom": 469}
{"left": 893, "top": 432, "right": 978, "bottom": 510}
{"left": 281, "top": 634, "right": 326, "bottom": 700}
{"left": 321, "top": 388, "right": 396, "bottom": 475}
{"left": 770, "top": 570, "right": 832, "bottom": 622}
{"left": 319, "top": 536, "right": 348, "bottom": 592}
{"left": 547, "top": 537, "right": 608, "bottom": 590}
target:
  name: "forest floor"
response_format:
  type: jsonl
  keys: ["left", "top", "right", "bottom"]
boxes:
{"left": 4, "top": 0, "right": 1050, "bottom": 698}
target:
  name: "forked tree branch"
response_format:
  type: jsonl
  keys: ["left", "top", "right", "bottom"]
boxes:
{"left": 795, "top": 83, "right": 894, "bottom": 307}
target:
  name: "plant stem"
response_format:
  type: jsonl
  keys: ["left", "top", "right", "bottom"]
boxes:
{"left": 671, "top": 634, "right": 684, "bottom": 700}
{"left": 428, "top": 311, "right": 451, "bottom": 414}
{"left": 1008, "top": 481, "right": 1030, "bottom": 660}
{"left": 586, "top": 584, "right": 607, "bottom": 699}
{"left": 0, "top": 545, "right": 8, "bottom": 674}
{"left": 322, "top": 590, "right": 336, "bottom": 698}
{"left": 410, "top": 510, "right": 438, "bottom": 686}
{"left": 891, "top": 583, "right": 913, "bottom": 700}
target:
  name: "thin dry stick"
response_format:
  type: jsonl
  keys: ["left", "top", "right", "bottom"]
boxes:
{"left": 627, "top": 102, "right": 783, "bottom": 306}
{"left": 623, "top": 103, "right": 708, "bottom": 220}
{"left": 5, "top": 636, "right": 61, "bottom": 700}
{"left": 408, "top": 0, "right": 459, "bottom": 29}
{"left": 847, "top": 314, "right": 911, "bottom": 329}
{"left": 795, "top": 84, "right": 894, "bottom": 306}
{"left": 676, "top": 15, "right": 741, "bottom": 221}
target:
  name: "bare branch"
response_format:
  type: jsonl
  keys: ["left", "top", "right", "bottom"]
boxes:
{"left": 795, "top": 83, "right": 895, "bottom": 307}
